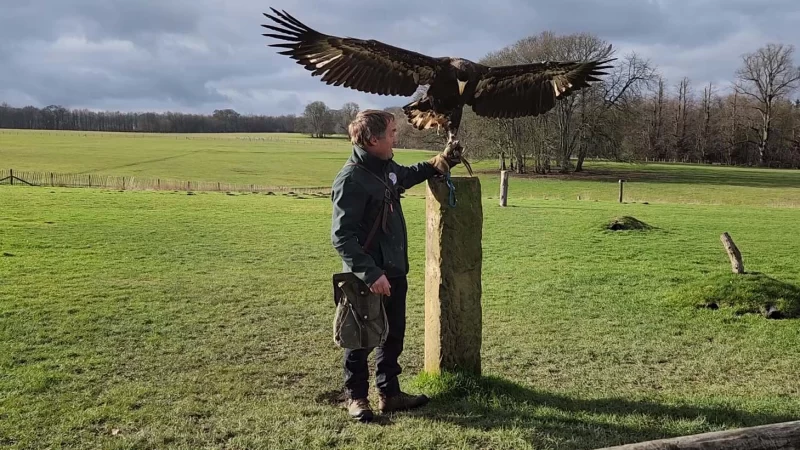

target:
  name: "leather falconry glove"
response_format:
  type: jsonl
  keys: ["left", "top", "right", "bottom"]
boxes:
{"left": 428, "top": 140, "right": 473, "bottom": 176}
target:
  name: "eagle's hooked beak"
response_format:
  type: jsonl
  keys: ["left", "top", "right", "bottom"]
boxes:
{"left": 457, "top": 80, "right": 466, "bottom": 95}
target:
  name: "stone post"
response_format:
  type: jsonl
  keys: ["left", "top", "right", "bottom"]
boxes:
{"left": 424, "top": 176, "right": 483, "bottom": 375}
{"left": 499, "top": 170, "right": 509, "bottom": 207}
{"left": 721, "top": 232, "right": 744, "bottom": 274}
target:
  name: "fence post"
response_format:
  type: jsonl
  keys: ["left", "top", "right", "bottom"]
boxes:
{"left": 10, "top": 169, "right": 12, "bottom": 186}
{"left": 499, "top": 170, "right": 509, "bottom": 207}
{"left": 51, "top": 172, "right": 54, "bottom": 186}
{"left": 619, "top": 179, "right": 624, "bottom": 203}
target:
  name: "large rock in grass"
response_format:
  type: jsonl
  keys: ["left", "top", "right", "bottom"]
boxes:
{"left": 424, "top": 176, "right": 483, "bottom": 375}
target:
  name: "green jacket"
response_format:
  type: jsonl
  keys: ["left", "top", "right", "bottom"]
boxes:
{"left": 331, "top": 144, "right": 439, "bottom": 286}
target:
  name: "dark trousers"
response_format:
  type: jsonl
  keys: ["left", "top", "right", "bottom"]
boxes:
{"left": 343, "top": 276, "right": 407, "bottom": 399}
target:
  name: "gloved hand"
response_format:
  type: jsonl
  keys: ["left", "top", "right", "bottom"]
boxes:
{"left": 429, "top": 140, "right": 464, "bottom": 175}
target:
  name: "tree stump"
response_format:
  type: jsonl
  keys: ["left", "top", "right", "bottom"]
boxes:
{"left": 424, "top": 176, "right": 483, "bottom": 375}
{"left": 720, "top": 232, "right": 744, "bottom": 274}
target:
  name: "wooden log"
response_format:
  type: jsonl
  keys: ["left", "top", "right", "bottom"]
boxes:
{"left": 596, "top": 419, "right": 800, "bottom": 449}
{"left": 499, "top": 170, "right": 509, "bottom": 207}
{"left": 720, "top": 232, "right": 744, "bottom": 274}
{"left": 424, "top": 176, "right": 483, "bottom": 375}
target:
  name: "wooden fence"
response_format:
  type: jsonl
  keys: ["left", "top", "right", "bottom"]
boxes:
{"left": 0, "top": 169, "right": 330, "bottom": 195}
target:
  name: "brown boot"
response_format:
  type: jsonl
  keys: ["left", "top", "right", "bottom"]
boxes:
{"left": 378, "top": 391, "right": 429, "bottom": 413}
{"left": 344, "top": 397, "right": 374, "bottom": 422}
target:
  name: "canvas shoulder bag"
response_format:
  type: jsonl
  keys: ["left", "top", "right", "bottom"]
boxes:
{"left": 332, "top": 163, "right": 391, "bottom": 350}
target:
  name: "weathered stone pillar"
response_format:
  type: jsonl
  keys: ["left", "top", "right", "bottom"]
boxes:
{"left": 424, "top": 176, "right": 482, "bottom": 375}
{"left": 499, "top": 170, "right": 509, "bottom": 207}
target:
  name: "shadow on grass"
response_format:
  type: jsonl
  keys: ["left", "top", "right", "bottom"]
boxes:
{"left": 399, "top": 371, "right": 799, "bottom": 449}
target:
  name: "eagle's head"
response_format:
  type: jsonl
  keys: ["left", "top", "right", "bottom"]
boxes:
{"left": 450, "top": 59, "right": 472, "bottom": 95}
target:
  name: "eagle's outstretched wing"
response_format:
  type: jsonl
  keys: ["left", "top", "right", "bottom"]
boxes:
{"left": 262, "top": 9, "right": 447, "bottom": 96}
{"left": 470, "top": 57, "right": 615, "bottom": 118}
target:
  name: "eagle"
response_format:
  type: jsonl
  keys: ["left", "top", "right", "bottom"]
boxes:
{"left": 261, "top": 8, "right": 614, "bottom": 172}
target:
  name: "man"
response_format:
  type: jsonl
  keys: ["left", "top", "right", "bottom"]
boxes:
{"left": 330, "top": 109, "right": 461, "bottom": 422}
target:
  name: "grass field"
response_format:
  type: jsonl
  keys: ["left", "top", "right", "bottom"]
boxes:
{"left": 4, "top": 128, "right": 800, "bottom": 206}
{"left": 2, "top": 130, "right": 800, "bottom": 449}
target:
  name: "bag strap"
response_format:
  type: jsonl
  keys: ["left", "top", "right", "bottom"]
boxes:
{"left": 362, "top": 202, "right": 382, "bottom": 252}
{"left": 345, "top": 162, "right": 389, "bottom": 252}
{"left": 348, "top": 162, "right": 394, "bottom": 192}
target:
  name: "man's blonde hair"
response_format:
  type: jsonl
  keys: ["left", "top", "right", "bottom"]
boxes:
{"left": 348, "top": 109, "right": 395, "bottom": 147}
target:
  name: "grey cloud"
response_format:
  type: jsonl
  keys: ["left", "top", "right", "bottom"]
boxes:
{"left": 2, "top": 0, "right": 800, "bottom": 116}
{"left": 0, "top": 0, "right": 204, "bottom": 42}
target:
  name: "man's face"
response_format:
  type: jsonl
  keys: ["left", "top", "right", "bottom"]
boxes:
{"left": 369, "top": 120, "right": 397, "bottom": 160}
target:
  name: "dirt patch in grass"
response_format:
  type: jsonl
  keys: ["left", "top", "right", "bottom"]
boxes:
{"left": 605, "top": 216, "right": 654, "bottom": 231}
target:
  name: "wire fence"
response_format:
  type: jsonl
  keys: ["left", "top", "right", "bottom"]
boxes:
{"left": 0, "top": 168, "right": 331, "bottom": 195}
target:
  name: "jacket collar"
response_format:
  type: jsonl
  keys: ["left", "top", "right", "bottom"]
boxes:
{"left": 351, "top": 144, "right": 389, "bottom": 174}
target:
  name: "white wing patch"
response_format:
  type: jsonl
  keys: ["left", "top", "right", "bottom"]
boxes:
{"left": 310, "top": 53, "right": 343, "bottom": 69}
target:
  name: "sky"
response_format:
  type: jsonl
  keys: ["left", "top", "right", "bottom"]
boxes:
{"left": 1, "top": 0, "right": 799, "bottom": 116}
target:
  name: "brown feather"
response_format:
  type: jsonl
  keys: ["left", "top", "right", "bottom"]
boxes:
{"left": 262, "top": 8, "right": 444, "bottom": 97}
{"left": 471, "top": 58, "right": 614, "bottom": 118}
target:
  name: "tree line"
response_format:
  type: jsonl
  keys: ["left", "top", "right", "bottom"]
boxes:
{"left": 2, "top": 33, "right": 799, "bottom": 170}
{"left": 0, "top": 104, "right": 302, "bottom": 133}
{"left": 0, "top": 103, "right": 360, "bottom": 135}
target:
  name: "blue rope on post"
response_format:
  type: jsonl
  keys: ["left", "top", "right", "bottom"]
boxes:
{"left": 445, "top": 172, "right": 456, "bottom": 207}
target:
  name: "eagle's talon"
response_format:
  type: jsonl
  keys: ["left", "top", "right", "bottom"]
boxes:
{"left": 461, "top": 156, "right": 474, "bottom": 177}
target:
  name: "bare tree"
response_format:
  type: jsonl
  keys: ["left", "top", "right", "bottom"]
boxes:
{"left": 303, "top": 100, "right": 332, "bottom": 138}
{"left": 575, "top": 51, "right": 657, "bottom": 171}
{"left": 735, "top": 43, "right": 800, "bottom": 165}
{"left": 338, "top": 102, "right": 360, "bottom": 134}
{"left": 723, "top": 90, "right": 742, "bottom": 165}
{"left": 792, "top": 100, "right": 800, "bottom": 155}
{"left": 674, "top": 77, "right": 692, "bottom": 160}
{"left": 699, "top": 82, "right": 713, "bottom": 162}
{"left": 649, "top": 76, "right": 667, "bottom": 160}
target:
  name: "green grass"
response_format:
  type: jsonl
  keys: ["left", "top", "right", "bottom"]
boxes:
{"left": 2, "top": 130, "right": 800, "bottom": 449}
{"left": 0, "top": 129, "right": 436, "bottom": 188}
{"left": 3, "top": 129, "right": 800, "bottom": 206}
{"left": 672, "top": 272, "right": 800, "bottom": 319}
